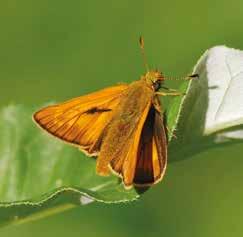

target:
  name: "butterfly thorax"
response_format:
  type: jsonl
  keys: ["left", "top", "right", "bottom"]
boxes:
{"left": 142, "top": 70, "right": 164, "bottom": 91}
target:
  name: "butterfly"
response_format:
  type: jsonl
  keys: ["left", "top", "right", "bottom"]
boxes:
{"left": 33, "top": 37, "right": 198, "bottom": 189}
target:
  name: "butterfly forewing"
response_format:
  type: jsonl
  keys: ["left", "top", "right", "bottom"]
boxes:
{"left": 33, "top": 84, "right": 128, "bottom": 156}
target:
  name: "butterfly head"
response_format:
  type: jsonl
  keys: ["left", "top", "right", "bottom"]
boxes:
{"left": 144, "top": 70, "right": 164, "bottom": 91}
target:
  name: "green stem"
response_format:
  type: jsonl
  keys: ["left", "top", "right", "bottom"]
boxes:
{"left": 3, "top": 203, "right": 76, "bottom": 227}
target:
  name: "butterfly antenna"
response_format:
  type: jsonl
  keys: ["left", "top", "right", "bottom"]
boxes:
{"left": 165, "top": 74, "right": 199, "bottom": 81}
{"left": 139, "top": 36, "right": 149, "bottom": 72}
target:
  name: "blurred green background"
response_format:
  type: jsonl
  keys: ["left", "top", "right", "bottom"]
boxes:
{"left": 1, "top": 0, "right": 243, "bottom": 236}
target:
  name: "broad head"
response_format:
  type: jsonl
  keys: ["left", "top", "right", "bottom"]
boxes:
{"left": 143, "top": 70, "right": 164, "bottom": 91}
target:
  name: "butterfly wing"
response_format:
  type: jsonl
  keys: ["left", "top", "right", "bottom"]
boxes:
{"left": 96, "top": 80, "right": 153, "bottom": 177}
{"left": 101, "top": 92, "right": 167, "bottom": 188}
{"left": 133, "top": 103, "right": 167, "bottom": 187}
{"left": 33, "top": 84, "right": 128, "bottom": 156}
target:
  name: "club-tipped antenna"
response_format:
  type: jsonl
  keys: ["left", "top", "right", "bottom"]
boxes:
{"left": 165, "top": 73, "right": 199, "bottom": 81}
{"left": 139, "top": 36, "right": 149, "bottom": 72}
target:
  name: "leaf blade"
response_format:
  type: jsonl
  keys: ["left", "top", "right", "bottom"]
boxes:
{"left": 169, "top": 46, "right": 243, "bottom": 162}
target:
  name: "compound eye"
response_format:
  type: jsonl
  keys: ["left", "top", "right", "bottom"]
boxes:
{"left": 153, "top": 81, "right": 161, "bottom": 91}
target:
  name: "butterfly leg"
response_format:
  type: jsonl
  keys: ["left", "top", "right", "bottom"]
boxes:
{"left": 166, "top": 125, "right": 177, "bottom": 139}
{"left": 155, "top": 91, "right": 185, "bottom": 96}
{"left": 160, "top": 86, "right": 178, "bottom": 92}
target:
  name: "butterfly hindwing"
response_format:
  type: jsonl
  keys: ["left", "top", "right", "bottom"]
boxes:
{"left": 33, "top": 84, "right": 128, "bottom": 156}
{"left": 133, "top": 103, "right": 167, "bottom": 186}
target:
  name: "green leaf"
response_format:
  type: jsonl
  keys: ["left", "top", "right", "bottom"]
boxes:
{"left": 0, "top": 105, "right": 139, "bottom": 227}
{"left": 168, "top": 46, "right": 243, "bottom": 162}
{"left": 0, "top": 86, "right": 189, "bottom": 226}
{"left": 1, "top": 45, "right": 243, "bottom": 227}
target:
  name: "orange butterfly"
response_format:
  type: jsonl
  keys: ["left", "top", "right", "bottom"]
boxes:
{"left": 33, "top": 37, "right": 197, "bottom": 189}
